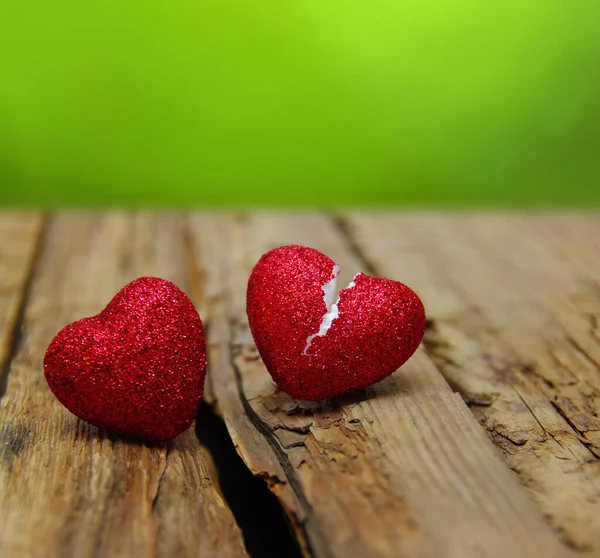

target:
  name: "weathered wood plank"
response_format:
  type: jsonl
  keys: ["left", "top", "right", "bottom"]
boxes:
{"left": 0, "top": 213, "right": 44, "bottom": 383}
{"left": 0, "top": 213, "right": 247, "bottom": 558}
{"left": 187, "top": 214, "right": 314, "bottom": 556}
{"left": 343, "top": 212, "right": 600, "bottom": 554}
{"left": 188, "top": 213, "right": 564, "bottom": 558}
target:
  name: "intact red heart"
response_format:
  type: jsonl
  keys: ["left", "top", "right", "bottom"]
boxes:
{"left": 44, "top": 277, "right": 207, "bottom": 442}
{"left": 246, "top": 245, "right": 426, "bottom": 401}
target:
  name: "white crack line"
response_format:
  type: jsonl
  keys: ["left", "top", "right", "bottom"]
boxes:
{"left": 303, "top": 265, "right": 361, "bottom": 354}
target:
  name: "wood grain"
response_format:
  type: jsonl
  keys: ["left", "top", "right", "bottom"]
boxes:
{"left": 4, "top": 211, "right": 599, "bottom": 558}
{"left": 0, "top": 213, "right": 44, "bottom": 386}
{"left": 188, "top": 213, "right": 566, "bottom": 558}
{"left": 343, "top": 212, "right": 600, "bottom": 555}
{"left": 0, "top": 213, "right": 247, "bottom": 558}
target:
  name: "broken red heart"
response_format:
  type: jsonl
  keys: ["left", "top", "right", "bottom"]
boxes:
{"left": 44, "top": 277, "right": 207, "bottom": 442}
{"left": 246, "top": 245, "right": 426, "bottom": 401}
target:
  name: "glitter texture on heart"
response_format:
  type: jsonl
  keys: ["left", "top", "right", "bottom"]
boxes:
{"left": 246, "top": 245, "right": 426, "bottom": 401}
{"left": 44, "top": 277, "right": 207, "bottom": 441}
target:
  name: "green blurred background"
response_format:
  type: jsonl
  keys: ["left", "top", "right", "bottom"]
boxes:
{"left": 1, "top": 1, "right": 599, "bottom": 207}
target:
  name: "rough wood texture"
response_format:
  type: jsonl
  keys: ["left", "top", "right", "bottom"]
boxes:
{"left": 0, "top": 213, "right": 44, "bottom": 386}
{"left": 343, "top": 213, "right": 600, "bottom": 555}
{"left": 3, "top": 211, "right": 600, "bottom": 558}
{"left": 188, "top": 213, "right": 569, "bottom": 558}
{"left": 0, "top": 214, "right": 247, "bottom": 558}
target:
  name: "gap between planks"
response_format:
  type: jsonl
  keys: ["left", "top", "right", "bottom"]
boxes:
{"left": 0, "top": 213, "right": 46, "bottom": 398}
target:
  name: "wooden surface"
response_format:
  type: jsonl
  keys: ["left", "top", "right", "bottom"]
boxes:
{"left": 0, "top": 215, "right": 247, "bottom": 558}
{"left": 1, "top": 212, "right": 599, "bottom": 558}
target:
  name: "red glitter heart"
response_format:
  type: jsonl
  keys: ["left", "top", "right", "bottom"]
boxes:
{"left": 246, "top": 246, "right": 426, "bottom": 401}
{"left": 44, "top": 277, "right": 207, "bottom": 442}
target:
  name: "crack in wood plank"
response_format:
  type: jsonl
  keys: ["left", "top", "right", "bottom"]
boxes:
{"left": 229, "top": 339, "right": 327, "bottom": 558}
{"left": 184, "top": 215, "right": 312, "bottom": 557}
{"left": 0, "top": 213, "right": 46, "bottom": 400}
{"left": 150, "top": 447, "right": 169, "bottom": 512}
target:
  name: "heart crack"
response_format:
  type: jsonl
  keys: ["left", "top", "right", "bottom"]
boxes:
{"left": 303, "top": 265, "right": 360, "bottom": 354}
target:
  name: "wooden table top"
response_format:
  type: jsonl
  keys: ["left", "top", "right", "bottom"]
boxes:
{"left": 1, "top": 212, "right": 599, "bottom": 558}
